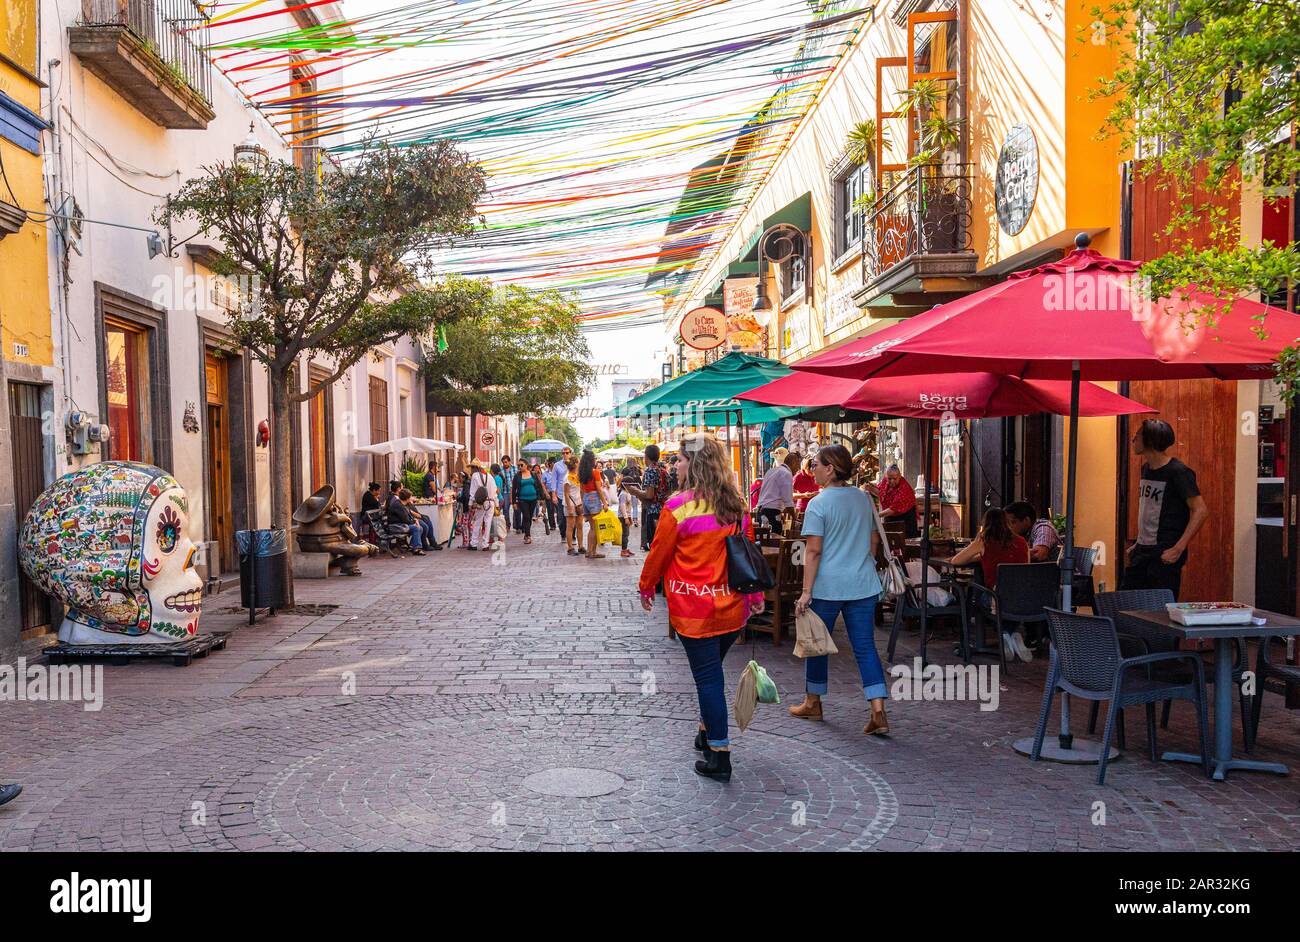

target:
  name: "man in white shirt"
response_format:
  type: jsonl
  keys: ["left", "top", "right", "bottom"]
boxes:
{"left": 757, "top": 447, "right": 799, "bottom": 532}
{"left": 468, "top": 463, "right": 498, "bottom": 550}
{"left": 552, "top": 447, "right": 572, "bottom": 541}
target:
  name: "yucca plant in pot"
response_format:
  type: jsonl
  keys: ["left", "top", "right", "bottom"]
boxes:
{"left": 897, "top": 80, "right": 964, "bottom": 254}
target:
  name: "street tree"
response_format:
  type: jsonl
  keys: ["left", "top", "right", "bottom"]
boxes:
{"left": 158, "top": 142, "right": 486, "bottom": 544}
{"left": 1091, "top": 0, "right": 1300, "bottom": 388}
{"left": 419, "top": 279, "right": 595, "bottom": 449}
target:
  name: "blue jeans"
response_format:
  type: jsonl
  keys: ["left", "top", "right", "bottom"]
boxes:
{"left": 416, "top": 517, "right": 435, "bottom": 547}
{"left": 678, "top": 629, "right": 741, "bottom": 748}
{"left": 806, "top": 596, "right": 887, "bottom": 700}
{"left": 405, "top": 524, "right": 424, "bottom": 550}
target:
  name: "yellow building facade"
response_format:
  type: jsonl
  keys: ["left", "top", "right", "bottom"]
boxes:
{"left": 0, "top": 0, "right": 56, "bottom": 654}
{"left": 0, "top": 0, "right": 51, "bottom": 368}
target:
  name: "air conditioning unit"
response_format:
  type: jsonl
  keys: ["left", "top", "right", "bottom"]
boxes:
{"left": 195, "top": 541, "right": 221, "bottom": 594}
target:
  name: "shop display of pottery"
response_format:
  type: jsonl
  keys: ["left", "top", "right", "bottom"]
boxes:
{"left": 19, "top": 461, "right": 205, "bottom": 644}
{"left": 292, "top": 484, "right": 377, "bottom": 576}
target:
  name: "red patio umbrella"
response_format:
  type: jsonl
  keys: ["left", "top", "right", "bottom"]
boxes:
{"left": 791, "top": 234, "right": 1300, "bottom": 611}
{"left": 740, "top": 368, "right": 1154, "bottom": 658}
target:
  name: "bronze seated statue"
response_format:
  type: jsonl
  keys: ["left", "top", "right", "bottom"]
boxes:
{"left": 292, "top": 485, "right": 377, "bottom": 576}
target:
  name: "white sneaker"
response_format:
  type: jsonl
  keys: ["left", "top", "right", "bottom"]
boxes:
{"left": 1011, "top": 632, "right": 1033, "bottom": 662}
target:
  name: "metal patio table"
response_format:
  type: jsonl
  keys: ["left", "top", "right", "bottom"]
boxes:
{"left": 1121, "top": 608, "right": 1300, "bottom": 781}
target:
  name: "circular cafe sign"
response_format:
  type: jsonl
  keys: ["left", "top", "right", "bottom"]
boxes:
{"left": 679, "top": 306, "right": 725, "bottom": 350}
{"left": 995, "top": 123, "right": 1039, "bottom": 236}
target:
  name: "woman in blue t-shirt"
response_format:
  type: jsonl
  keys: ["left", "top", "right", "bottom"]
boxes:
{"left": 788, "top": 444, "right": 890, "bottom": 736}
{"left": 511, "top": 462, "right": 542, "bottom": 544}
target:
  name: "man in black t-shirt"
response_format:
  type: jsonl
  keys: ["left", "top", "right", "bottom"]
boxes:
{"left": 1122, "top": 419, "right": 1207, "bottom": 598}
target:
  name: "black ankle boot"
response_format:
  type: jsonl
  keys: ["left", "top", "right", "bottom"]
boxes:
{"left": 694, "top": 729, "right": 708, "bottom": 752}
{"left": 694, "top": 748, "right": 732, "bottom": 783}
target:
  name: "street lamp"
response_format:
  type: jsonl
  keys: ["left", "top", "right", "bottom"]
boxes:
{"left": 234, "top": 122, "right": 268, "bottom": 168}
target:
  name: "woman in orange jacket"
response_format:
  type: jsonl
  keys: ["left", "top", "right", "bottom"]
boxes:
{"left": 639, "top": 433, "right": 764, "bottom": 783}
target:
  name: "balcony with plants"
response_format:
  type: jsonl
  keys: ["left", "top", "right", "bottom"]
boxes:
{"left": 69, "top": 0, "right": 215, "bottom": 129}
{"left": 851, "top": 77, "right": 978, "bottom": 310}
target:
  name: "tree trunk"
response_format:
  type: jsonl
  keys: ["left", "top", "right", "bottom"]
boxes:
{"left": 470, "top": 408, "right": 478, "bottom": 465}
{"left": 269, "top": 364, "right": 296, "bottom": 606}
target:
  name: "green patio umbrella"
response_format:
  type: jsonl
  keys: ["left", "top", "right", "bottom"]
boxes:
{"left": 605, "top": 351, "right": 799, "bottom": 488}
{"left": 605, "top": 351, "right": 792, "bottom": 423}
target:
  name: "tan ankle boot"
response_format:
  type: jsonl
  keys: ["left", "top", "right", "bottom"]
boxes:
{"left": 789, "top": 695, "right": 823, "bottom": 721}
{"left": 863, "top": 706, "right": 890, "bottom": 736}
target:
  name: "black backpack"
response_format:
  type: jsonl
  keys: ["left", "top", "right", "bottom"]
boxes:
{"left": 473, "top": 485, "right": 488, "bottom": 505}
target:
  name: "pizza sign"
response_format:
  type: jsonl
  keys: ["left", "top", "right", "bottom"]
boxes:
{"left": 680, "top": 307, "right": 725, "bottom": 350}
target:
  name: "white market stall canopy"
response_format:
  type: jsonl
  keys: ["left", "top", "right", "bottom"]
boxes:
{"left": 355, "top": 436, "right": 465, "bottom": 456}
{"left": 597, "top": 445, "right": 644, "bottom": 459}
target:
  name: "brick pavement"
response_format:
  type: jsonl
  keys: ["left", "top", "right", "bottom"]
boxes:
{"left": 1, "top": 525, "right": 1298, "bottom": 851}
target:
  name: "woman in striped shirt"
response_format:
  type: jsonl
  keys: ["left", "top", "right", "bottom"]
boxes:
{"left": 639, "top": 433, "right": 764, "bottom": 783}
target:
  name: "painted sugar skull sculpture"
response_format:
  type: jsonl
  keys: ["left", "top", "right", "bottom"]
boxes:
{"left": 19, "top": 462, "right": 204, "bottom": 644}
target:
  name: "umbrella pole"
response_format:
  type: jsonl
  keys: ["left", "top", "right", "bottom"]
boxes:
{"left": 1058, "top": 360, "right": 1082, "bottom": 751}
{"left": 726, "top": 409, "right": 733, "bottom": 477}
{"left": 920, "top": 421, "right": 933, "bottom": 664}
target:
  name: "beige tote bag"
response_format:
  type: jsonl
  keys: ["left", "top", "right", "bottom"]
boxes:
{"left": 793, "top": 607, "right": 839, "bottom": 658}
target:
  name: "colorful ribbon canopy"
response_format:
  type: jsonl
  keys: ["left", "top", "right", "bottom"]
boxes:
{"left": 203, "top": 0, "right": 872, "bottom": 326}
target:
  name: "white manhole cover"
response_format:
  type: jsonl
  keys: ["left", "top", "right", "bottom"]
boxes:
{"left": 522, "top": 767, "right": 625, "bottom": 798}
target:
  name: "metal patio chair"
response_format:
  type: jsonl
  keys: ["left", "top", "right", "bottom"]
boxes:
{"left": 966, "top": 562, "right": 1058, "bottom": 672}
{"left": 1091, "top": 589, "right": 1255, "bottom": 747}
{"left": 1034, "top": 608, "right": 1211, "bottom": 785}
{"left": 1248, "top": 637, "right": 1300, "bottom": 750}
{"left": 886, "top": 562, "right": 970, "bottom": 667}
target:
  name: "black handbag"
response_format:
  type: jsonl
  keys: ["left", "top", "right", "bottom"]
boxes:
{"left": 725, "top": 521, "right": 775, "bottom": 593}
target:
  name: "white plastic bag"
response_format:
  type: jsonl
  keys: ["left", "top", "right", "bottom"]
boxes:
{"left": 905, "top": 559, "right": 954, "bottom": 607}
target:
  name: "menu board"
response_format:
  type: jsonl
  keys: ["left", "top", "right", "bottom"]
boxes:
{"left": 939, "top": 420, "right": 961, "bottom": 504}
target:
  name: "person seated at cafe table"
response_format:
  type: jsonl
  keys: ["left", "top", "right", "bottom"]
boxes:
{"left": 793, "top": 457, "right": 820, "bottom": 512}
{"left": 1004, "top": 500, "right": 1060, "bottom": 562}
{"left": 756, "top": 447, "right": 800, "bottom": 532}
{"left": 864, "top": 463, "right": 918, "bottom": 537}
{"left": 946, "top": 507, "right": 1031, "bottom": 662}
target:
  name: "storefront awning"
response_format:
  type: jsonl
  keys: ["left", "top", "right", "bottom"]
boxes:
{"left": 740, "top": 192, "right": 812, "bottom": 261}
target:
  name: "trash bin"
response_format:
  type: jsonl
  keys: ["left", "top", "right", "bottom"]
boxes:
{"left": 237, "top": 528, "right": 290, "bottom": 611}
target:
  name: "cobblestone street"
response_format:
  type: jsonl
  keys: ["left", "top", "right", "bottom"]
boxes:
{"left": 2, "top": 529, "right": 1299, "bottom": 852}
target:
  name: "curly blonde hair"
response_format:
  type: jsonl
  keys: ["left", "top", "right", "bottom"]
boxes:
{"left": 681, "top": 432, "right": 745, "bottom": 525}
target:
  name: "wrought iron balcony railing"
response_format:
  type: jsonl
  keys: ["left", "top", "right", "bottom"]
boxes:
{"left": 860, "top": 162, "right": 974, "bottom": 288}
{"left": 79, "top": 0, "right": 212, "bottom": 104}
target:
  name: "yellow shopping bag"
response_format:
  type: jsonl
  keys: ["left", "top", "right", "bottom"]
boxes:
{"left": 593, "top": 509, "right": 622, "bottom": 546}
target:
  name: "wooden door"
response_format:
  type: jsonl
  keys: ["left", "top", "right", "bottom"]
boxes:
{"left": 368, "top": 375, "right": 389, "bottom": 484}
{"left": 1126, "top": 160, "right": 1243, "bottom": 602}
{"left": 1126, "top": 379, "right": 1237, "bottom": 602}
{"left": 205, "top": 353, "right": 235, "bottom": 573}
{"left": 9, "top": 382, "right": 49, "bottom": 631}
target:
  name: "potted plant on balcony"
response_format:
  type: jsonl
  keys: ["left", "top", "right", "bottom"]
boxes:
{"left": 898, "top": 79, "right": 965, "bottom": 255}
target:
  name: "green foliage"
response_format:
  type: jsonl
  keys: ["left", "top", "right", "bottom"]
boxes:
{"left": 419, "top": 281, "right": 595, "bottom": 418}
{"left": 897, "top": 79, "right": 962, "bottom": 167}
{"left": 157, "top": 140, "right": 486, "bottom": 394}
{"left": 1089, "top": 0, "right": 1300, "bottom": 396}
{"left": 844, "top": 119, "right": 886, "bottom": 167}
{"left": 400, "top": 455, "right": 427, "bottom": 475}
{"left": 586, "top": 430, "right": 654, "bottom": 454}
{"left": 402, "top": 471, "right": 425, "bottom": 496}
